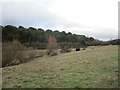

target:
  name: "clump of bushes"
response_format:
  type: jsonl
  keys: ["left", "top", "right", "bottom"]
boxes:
{"left": 82, "top": 48, "right": 86, "bottom": 50}
{"left": 2, "top": 40, "right": 44, "bottom": 67}
{"left": 2, "top": 40, "right": 27, "bottom": 67}
{"left": 59, "top": 49, "right": 64, "bottom": 53}
{"left": 76, "top": 48, "right": 80, "bottom": 51}
{"left": 66, "top": 49, "right": 71, "bottom": 53}
{"left": 60, "top": 46, "right": 71, "bottom": 53}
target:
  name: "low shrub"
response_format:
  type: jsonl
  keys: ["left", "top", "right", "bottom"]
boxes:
{"left": 76, "top": 48, "right": 80, "bottom": 51}
{"left": 82, "top": 48, "right": 86, "bottom": 50}
{"left": 61, "top": 46, "right": 71, "bottom": 53}
{"left": 67, "top": 49, "right": 71, "bottom": 53}
{"left": 60, "top": 49, "right": 64, "bottom": 53}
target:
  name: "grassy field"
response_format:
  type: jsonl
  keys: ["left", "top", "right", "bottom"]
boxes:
{"left": 2, "top": 45, "right": 118, "bottom": 88}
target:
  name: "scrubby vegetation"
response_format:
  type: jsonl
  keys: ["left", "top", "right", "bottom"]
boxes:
{"left": 76, "top": 48, "right": 80, "bottom": 51}
{"left": 2, "top": 40, "right": 44, "bottom": 67}
{"left": 2, "top": 40, "right": 26, "bottom": 67}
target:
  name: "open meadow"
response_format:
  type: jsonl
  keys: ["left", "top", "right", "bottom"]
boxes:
{"left": 2, "top": 45, "right": 118, "bottom": 88}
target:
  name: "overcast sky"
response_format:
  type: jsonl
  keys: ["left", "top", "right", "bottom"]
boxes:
{"left": 0, "top": 0, "right": 119, "bottom": 41}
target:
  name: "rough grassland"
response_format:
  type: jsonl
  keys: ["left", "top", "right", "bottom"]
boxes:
{"left": 2, "top": 45, "right": 118, "bottom": 88}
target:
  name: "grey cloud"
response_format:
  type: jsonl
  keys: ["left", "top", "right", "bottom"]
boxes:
{"left": 2, "top": 2, "right": 59, "bottom": 28}
{"left": 1, "top": 1, "right": 83, "bottom": 29}
{"left": 1, "top": 1, "right": 118, "bottom": 41}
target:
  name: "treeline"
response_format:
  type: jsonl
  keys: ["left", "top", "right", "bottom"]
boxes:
{"left": 106, "top": 39, "right": 120, "bottom": 45}
{"left": 1, "top": 25, "right": 109, "bottom": 49}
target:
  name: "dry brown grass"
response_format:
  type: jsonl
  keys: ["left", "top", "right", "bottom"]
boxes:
{"left": 2, "top": 40, "right": 26, "bottom": 67}
{"left": 2, "top": 40, "right": 46, "bottom": 67}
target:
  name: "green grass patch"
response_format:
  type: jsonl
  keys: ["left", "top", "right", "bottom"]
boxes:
{"left": 2, "top": 45, "right": 119, "bottom": 88}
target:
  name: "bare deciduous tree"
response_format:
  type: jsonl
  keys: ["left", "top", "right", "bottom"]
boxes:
{"left": 47, "top": 36, "right": 57, "bottom": 54}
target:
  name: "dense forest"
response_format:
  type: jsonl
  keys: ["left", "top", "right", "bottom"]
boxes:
{"left": 1, "top": 25, "right": 119, "bottom": 50}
